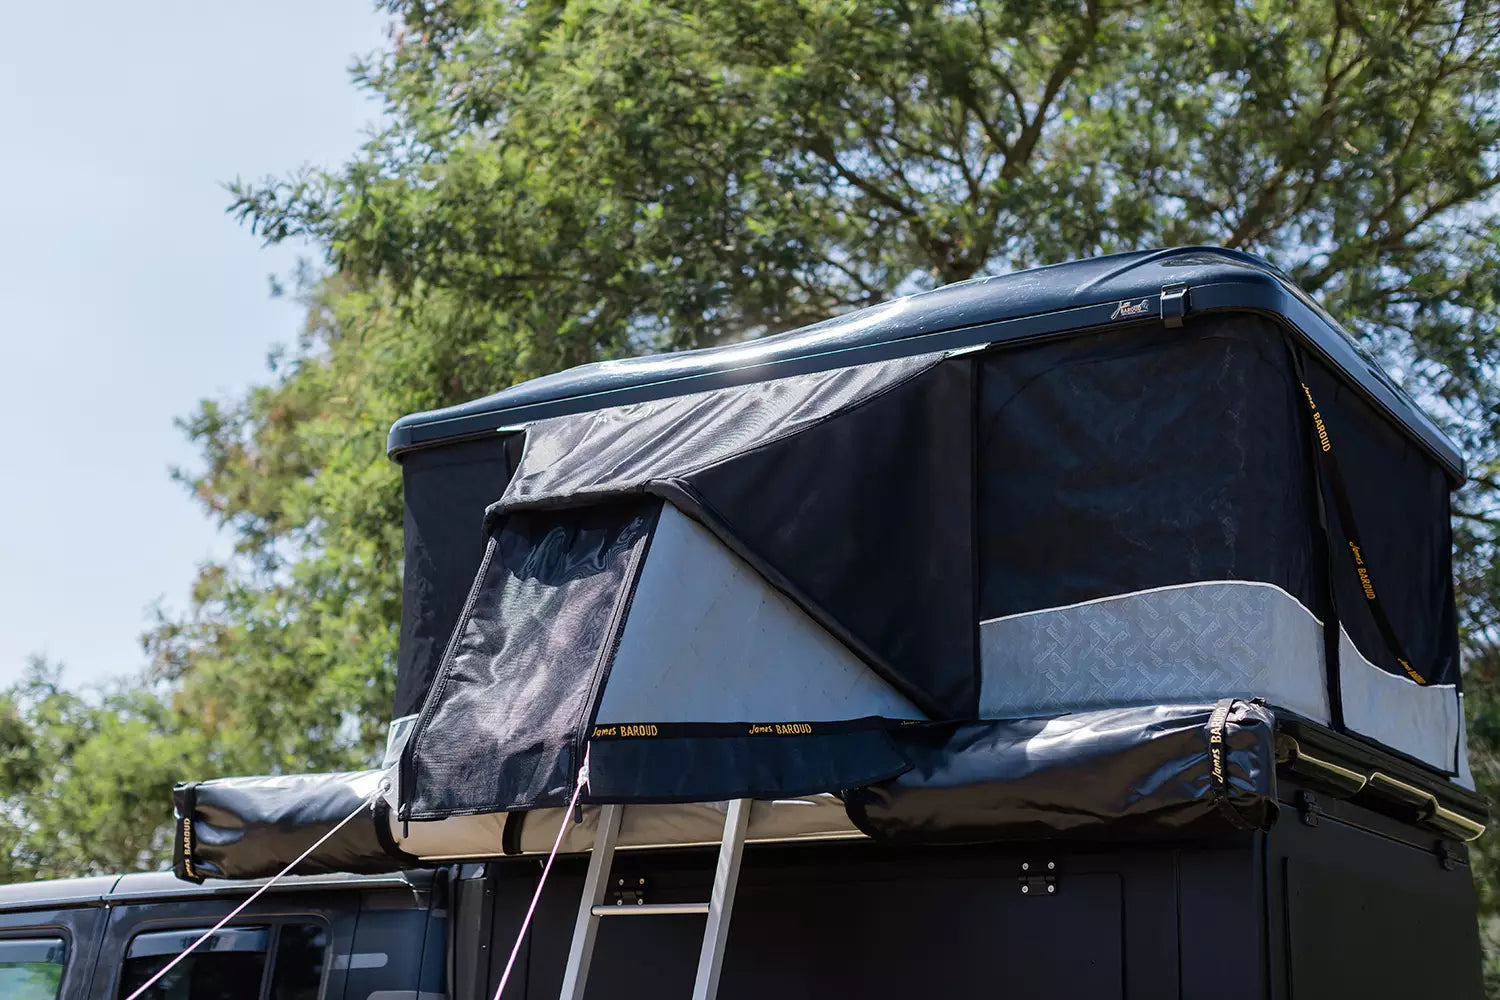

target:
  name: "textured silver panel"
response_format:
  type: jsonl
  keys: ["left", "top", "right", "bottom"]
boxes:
{"left": 1339, "top": 628, "right": 1459, "bottom": 773}
{"left": 598, "top": 505, "right": 921, "bottom": 723}
{"left": 979, "top": 581, "right": 1332, "bottom": 723}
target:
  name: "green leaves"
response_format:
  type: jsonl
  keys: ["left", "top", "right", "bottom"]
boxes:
{"left": 0, "top": 660, "right": 206, "bottom": 880}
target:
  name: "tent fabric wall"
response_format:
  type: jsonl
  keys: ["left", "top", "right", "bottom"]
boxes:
{"left": 1339, "top": 629, "right": 1461, "bottom": 770}
{"left": 401, "top": 356, "right": 976, "bottom": 820}
{"left": 1298, "top": 354, "right": 1460, "bottom": 689}
{"left": 975, "top": 317, "right": 1320, "bottom": 621}
{"left": 396, "top": 433, "right": 518, "bottom": 720}
{"left": 1295, "top": 352, "right": 1461, "bottom": 769}
{"left": 596, "top": 506, "right": 923, "bottom": 724}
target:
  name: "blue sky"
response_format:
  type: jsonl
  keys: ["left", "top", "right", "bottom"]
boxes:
{"left": 0, "top": 2, "right": 387, "bottom": 687}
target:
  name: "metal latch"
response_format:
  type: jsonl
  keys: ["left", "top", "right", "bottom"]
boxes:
{"left": 1297, "top": 789, "right": 1323, "bottom": 827}
{"left": 1160, "top": 284, "right": 1189, "bottom": 328}
{"left": 1019, "top": 860, "right": 1057, "bottom": 896}
{"left": 1436, "top": 840, "right": 1462, "bottom": 872}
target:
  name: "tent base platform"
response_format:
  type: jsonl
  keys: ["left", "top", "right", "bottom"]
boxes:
{"left": 453, "top": 776, "right": 1485, "bottom": 1000}
{"left": 403, "top": 794, "right": 862, "bottom": 860}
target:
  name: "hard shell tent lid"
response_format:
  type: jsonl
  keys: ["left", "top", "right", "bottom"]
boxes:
{"left": 387, "top": 245, "right": 1467, "bottom": 826}
{"left": 386, "top": 246, "right": 1463, "bottom": 481}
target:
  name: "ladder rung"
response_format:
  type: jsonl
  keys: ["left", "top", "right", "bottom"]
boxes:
{"left": 592, "top": 902, "right": 710, "bottom": 917}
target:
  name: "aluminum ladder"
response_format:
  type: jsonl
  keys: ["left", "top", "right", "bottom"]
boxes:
{"left": 558, "top": 798, "right": 751, "bottom": 1000}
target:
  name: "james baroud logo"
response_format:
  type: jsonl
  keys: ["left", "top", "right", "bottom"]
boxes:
{"left": 1111, "top": 297, "right": 1152, "bottom": 320}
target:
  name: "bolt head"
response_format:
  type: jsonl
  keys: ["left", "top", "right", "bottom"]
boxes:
{"left": 1047, "top": 861, "right": 1055, "bottom": 870}
{"left": 1021, "top": 884, "right": 1029, "bottom": 894}
{"left": 1047, "top": 884, "right": 1056, "bottom": 894}
{"left": 1021, "top": 862, "right": 1030, "bottom": 871}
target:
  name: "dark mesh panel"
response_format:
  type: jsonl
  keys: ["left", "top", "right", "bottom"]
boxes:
{"left": 403, "top": 502, "right": 658, "bottom": 818}
{"left": 1301, "top": 357, "right": 1460, "bottom": 687}
{"left": 978, "top": 314, "right": 1319, "bottom": 619}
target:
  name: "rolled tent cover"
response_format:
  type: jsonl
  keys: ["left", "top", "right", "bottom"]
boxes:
{"left": 845, "top": 700, "right": 1279, "bottom": 844}
{"left": 173, "top": 771, "right": 411, "bottom": 883}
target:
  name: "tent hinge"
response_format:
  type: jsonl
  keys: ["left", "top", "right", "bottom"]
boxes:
{"left": 1160, "top": 284, "right": 1189, "bottom": 328}
{"left": 1297, "top": 789, "right": 1323, "bottom": 827}
{"left": 608, "top": 874, "right": 649, "bottom": 906}
{"left": 1019, "top": 860, "right": 1057, "bottom": 896}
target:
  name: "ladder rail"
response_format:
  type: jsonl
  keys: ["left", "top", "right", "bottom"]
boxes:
{"left": 691, "top": 797, "right": 752, "bottom": 1000}
{"left": 557, "top": 802, "right": 623, "bottom": 1000}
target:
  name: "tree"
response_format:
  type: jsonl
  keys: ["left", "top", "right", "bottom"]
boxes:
{"left": 0, "top": 660, "right": 204, "bottom": 881}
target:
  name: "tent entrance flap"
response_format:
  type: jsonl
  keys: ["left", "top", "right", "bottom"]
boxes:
{"left": 400, "top": 497, "right": 923, "bottom": 818}
{"left": 402, "top": 503, "right": 657, "bottom": 819}
{"left": 401, "top": 356, "right": 978, "bottom": 820}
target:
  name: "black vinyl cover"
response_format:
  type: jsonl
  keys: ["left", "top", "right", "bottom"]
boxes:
{"left": 845, "top": 700, "right": 1278, "bottom": 844}
{"left": 172, "top": 771, "right": 408, "bottom": 883}
{"left": 499, "top": 352, "right": 975, "bottom": 718}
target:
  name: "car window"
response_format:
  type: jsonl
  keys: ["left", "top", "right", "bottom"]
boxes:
{"left": 117, "top": 923, "right": 325, "bottom": 1000}
{"left": 0, "top": 937, "right": 67, "bottom": 1000}
{"left": 269, "top": 924, "right": 327, "bottom": 1000}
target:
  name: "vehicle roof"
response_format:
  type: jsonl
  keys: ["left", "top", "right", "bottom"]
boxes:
{"left": 385, "top": 246, "right": 1464, "bottom": 483}
{"left": 0, "top": 870, "right": 433, "bottom": 914}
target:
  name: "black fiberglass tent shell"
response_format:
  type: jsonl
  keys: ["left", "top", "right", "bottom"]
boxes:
{"left": 172, "top": 247, "right": 1482, "bottom": 883}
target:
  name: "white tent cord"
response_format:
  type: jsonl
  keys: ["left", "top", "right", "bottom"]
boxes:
{"left": 492, "top": 748, "right": 590, "bottom": 1000}
{"left": 123, "top": 783, "right": 385, "bottom": 1000}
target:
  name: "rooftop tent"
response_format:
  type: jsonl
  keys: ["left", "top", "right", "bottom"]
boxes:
{"left": 173, "top": 246, "right": 1482, "bottom": 884}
